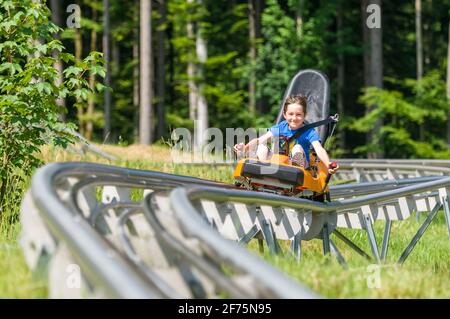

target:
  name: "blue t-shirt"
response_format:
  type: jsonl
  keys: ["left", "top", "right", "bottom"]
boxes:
{"left": 269, "top": 120, "right": 320, "bottom": 163}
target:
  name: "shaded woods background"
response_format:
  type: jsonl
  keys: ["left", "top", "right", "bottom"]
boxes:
{"left": 11, "top": 0, "right": 450, "bottom": 159}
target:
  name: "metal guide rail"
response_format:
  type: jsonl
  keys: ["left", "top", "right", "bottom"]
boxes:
{"left": 20, "top": 160, "right": 450, "bottom": 298}
{"left": 337, "top": 159, "right": 450, "bottom": 182}
{"left": 20, "top": 162, "right": 317, "bottom": 298}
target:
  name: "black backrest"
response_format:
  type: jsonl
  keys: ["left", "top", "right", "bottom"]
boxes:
{"left": 275, "top": 69, "right": 330, "bottom": 142}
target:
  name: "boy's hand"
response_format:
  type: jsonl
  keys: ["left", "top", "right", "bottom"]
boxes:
{"left": 234, "top": 143, "right": 245, "bottom": 154}
{"left": 328, "top": 162, "right": 339, "bottom": 175}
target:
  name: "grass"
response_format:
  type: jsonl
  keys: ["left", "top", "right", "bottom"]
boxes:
{"left": 1, "top": 143, "right": 449, "bottom": 298}
{"left": 0, "top": 143, "right": 233, "bottom": 298}
{"left": 0, "top": 217, "right": 47, "bottom": 298}
{"left": 250, "top": 213, "right": 450, "bottom": 298}
{"left": 40, "top": 143, "right": 235, "bottom": 183}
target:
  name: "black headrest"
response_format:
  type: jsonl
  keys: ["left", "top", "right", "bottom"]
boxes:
{"left": 275, "top": 69, "right": 330, "bottom": 142}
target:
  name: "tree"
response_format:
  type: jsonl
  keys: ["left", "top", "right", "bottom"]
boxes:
{"left": 255, "top": 0, "right": 300, "bottom": 115}
{"left": 194, "top": 0, "right": 208, "bottom": 150}
{"left": 49, "top": 0, "right": 65, "bottom": 118}
{"left": 133, "top": 26, "right": 139, "bottom": 141}
{"left": 139, "top": 0, "right": 153, "bottom": 144}
{"left": 352, "top": 71, "right": 449, "bottom": 159}
{"left": 447, "top": 18, "right": 450, "bottom": 146}
{"left": 74, "top": 0, "right": 84, "bottom": 134}
{"left": 336, "top": 0, "right": 345, "bottom": 150}
{"left": 187, "top": 0, "right": 197, "bottom": 121}
{"left": 294, "top": 0, "right": 304, "bottom": 38}
{"left": 103, "top": 0, "right": 111, "bottom": 141}
{"left": 248, "top": 0, "right": 256, "bottom": 113}
{"left": 361, "top": 0, "right": 371, "bottom": 86}
{"left": 416, "top": 0, "right": 426, "bottom": 141}
{"left": 41, "top": 0, "right": 450, "bottom": 158}
{"left": 156, "top": 0, "right": 167, "bottom": 139}
{"left": 416, "top": 0, "right": 423, "bottom": 80}
{"left": 0, "top": 0, "right": 105, "bottom": 213}
{"left": 363, "top": 0, "right": 383, "bottom": 158}
{"left": 86, "top": 4, "right": 100, "bottom": 140}
{"left": 184, "top": 0, "right": 208, "bottom": 149}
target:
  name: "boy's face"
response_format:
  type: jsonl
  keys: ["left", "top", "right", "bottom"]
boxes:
{"left": 283, "top": 103, "right": 305, "bottom": 130}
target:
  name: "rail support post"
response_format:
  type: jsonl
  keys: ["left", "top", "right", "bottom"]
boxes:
{"left": 322, "top": 223, "right": 331, "bottom": 255}
{"left": 362, "top": 210, "right": 381, "bottom": 263}
{"left": 381, "top": 219, "right": 392, "bottom": 262}
{"left": 290, "top": 230, "right": 303, "bottom": 262}
{"left": 238, "top": 224, "right": 260, "bottom": 245}
{"left": 329, "top": 239, "right": 348, "bottom": 269}
{"left": 261, "top": 219, "right": 281, "bottom": 255}
{"left": 443, "top": 197, "right": 450, "bottom": 238}
{"left": 333, "top": 229, "right": 372, "bottom": 261}
{"left": 438, "top": 188, "right": 450, "bottom": 237}
{"left": 398, "top": 202, "right": 442, "bottom": 264}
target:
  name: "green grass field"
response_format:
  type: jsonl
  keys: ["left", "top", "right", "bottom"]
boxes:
{"left": 1, "top": 144, "right": 449, "bottom": 298}
{"left": 250, "top": 213, "right": 450, "bottom": 298}
{"left": 0, "top": 217, "right": 47, "bottom": 298}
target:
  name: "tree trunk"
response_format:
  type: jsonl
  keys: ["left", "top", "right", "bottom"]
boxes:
{"left": 423, "top": 0, "right": 431, "bottom": 69}
{"left": 447, "top": 19, "right": 450, "bottom": 146}
{"left": 337, "top": 1, "right": 345, "bottom": 150}
{"left": 255, "top": 0, "right": 261, "bottom": 38}
{"left": 50, "top": 0, "right": 66, "bottom": 120}
{"left": 139, "top": 0, "right": 153, "bottom": 144}
{"left": 361, "top": 0, "right": 371, "bottom": 88}
{"left": 369, "top": 0, "right": 383, "bottom": 87}
{"left": 416, "top": 0, "right": 425, "bottom": 141}
{"left": 369, "top": 0, "right": 383, "bottom": 159}
{"left": 86, "top": 8, "right": 98, "bottom": 141}
{"left": 248, "top": 0, "right": 256, "bottom": 113}
{"left": 74, "top": 3, "right": 84, "bottom": 135}
{"left": 112, "top": 39, "right": 120, "bottom": 75}
{"left": 195, "top": 1, "right": 208, "bottom": 151}
{"left": 133, "top": 27, "right": 139, "bottom": 142}
{"left": 295, "top": 0, "right": 304, "bottom": 38}
{"left": 168, "top": 19, "right": 175, "bottom": 117}
{"left": 156, "top": 0, "right": 166, "bottom": 139}
{"left": 254, "top": 0, "right": 264, "bottom": 113}
{"left": 361, "top": 0, "right": 371, "bottom": 157}
{"left": 187, "top": 0, "right": 197, "bottom": 121}
{"left": 103, "top": 0, "right": 112, "bottom": 142}
{"left": 416, "top": 0, "right": 423, "bottom": 80}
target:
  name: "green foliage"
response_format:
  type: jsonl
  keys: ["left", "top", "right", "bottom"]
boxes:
{"left": 254, "top": 0, "right": 338, "bottom": 118}
{"left": 350, "top": 71, "right": 450, "bottom": 158}
{"left": 166, "top": 0, "right": 250, "bottom": 133}
{"left": 0, "top": 0, "right": 105, "bottom": 213}
{"left": 30, "top": 0, "right": 450, "bottom": 158}
{"left": 255, "top": 0, "right": 299, "bottom": 114}
{"left": 0, "top": 224, "right": 47, "bottom": 298}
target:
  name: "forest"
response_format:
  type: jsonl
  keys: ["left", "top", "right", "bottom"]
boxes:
{"left": 1, "top": 0, "right": 450, "bottom": 185}
{"left": 1, "top": 0, "right": 450, "bottom": 298}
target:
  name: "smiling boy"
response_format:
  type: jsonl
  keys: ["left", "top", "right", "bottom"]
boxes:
{"left": 234, "top": 95, "right": 339, "bottom": 174}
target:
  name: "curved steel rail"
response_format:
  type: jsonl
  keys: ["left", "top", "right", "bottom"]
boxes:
{"left": 21, "top": 162, "right": 318, "bottom": 298}
{"left": 20, "top": 159, "right": 450, "bottom": 298}
{"left": 169, "top": 161, "right": 450, "bottom": 264}
{"left": 27, "top": 163, "right": 161, "bottom": 298}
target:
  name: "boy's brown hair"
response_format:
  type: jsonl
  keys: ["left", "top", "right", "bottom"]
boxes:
{"left": 283, "top": 94, "right": 307, "bottom": 114}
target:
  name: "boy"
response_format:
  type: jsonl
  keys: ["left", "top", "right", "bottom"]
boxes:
{"left": 234, "top": 95, "right": 339, "bottom": 174}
